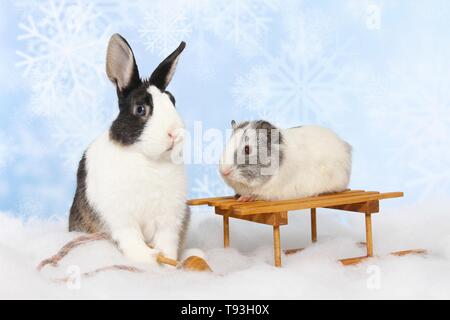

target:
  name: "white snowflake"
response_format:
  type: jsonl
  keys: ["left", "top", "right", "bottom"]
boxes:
{"left": 233, "top": 41, "right": 359, "bottom": 126}
{"left": 203, "top": 0, "right": 278, "bottom": 55}
{"left": 138, "top": 1, "right": 192, "bottom": 57}
{"left": 232, "top": 5, "right": 373, "bottom": 127}
{"left": 17, "top": 0, "right": 110, "bottom": 115}
{"left": 135, "top": 0, "right": 278, "bottom": 64}
{"left": 16, "top": 0, "right": 115, "bottom": 169}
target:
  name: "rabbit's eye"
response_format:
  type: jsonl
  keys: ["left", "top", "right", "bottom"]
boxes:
{"left": 244, "top": 145, "right": 250, "bottom": 155}
{"left": 134, "top": 105, "right": 146, "bottom": 117}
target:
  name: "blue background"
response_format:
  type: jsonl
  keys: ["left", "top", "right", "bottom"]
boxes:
{"left": 0, "top": 0, "right": 449, "bottom": 218}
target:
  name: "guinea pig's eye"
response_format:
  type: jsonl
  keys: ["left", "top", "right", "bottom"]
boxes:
{"left": 134, "top": 105, "right": 146, "bottom": 117}
{"left": 244, "top": 145, "right": 250, "bottom": 155}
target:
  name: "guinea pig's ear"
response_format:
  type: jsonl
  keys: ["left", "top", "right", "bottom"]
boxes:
{"left": 231, "top": 120, "right": 237, "bottom": 130}
{"left": 106, "top": 33, "right": 141, "bottom": 95}
{"left": 149, "top": 41, "right": 186, "bottom": 91}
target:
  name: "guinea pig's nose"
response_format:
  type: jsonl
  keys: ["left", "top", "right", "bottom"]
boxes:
{"left": 220, "top": 166, "right": 233, "bottom": 176}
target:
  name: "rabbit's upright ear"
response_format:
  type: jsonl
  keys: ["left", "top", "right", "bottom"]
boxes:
{"left": 149, "top": 42, "right": 186, "bottom": 91}
{"left": 106, "top": 34, "right": 141, "bottom": 95}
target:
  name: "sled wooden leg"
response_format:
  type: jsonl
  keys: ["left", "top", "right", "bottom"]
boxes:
{"left": 365, "top": 213, "right": 373, "bottom": 257}
{"left": 311, "top": 208, "right": 317, "bottom": 243}
{"left": 223, "top": 215, "right": 230, "bottom": 248}
{"left": 273, "top": 225, "right": 282, "bottom": 267}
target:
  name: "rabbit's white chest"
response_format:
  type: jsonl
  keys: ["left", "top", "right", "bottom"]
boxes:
{"left": 84, "top": 133, "right": 187, "bottom": 230}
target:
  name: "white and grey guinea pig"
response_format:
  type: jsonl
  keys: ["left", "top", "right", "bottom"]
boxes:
{"left": 219, "top": 120, "right": 352, "bottom": 201}
{"left": 69, "top": 34, "right": 189, "bottom": 265}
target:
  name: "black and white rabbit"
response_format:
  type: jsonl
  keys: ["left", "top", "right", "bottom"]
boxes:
{"left": 219, "top": 121, "right": 352, "bottom": 201}
{"left": 69, "top": 34, "right": 188, "bottom": 265}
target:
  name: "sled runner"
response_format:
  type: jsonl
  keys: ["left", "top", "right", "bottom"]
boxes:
{"left": 187, "top": 190, "right": 426, "bottom": 267}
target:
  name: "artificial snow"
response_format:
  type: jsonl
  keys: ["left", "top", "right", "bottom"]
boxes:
{"left": 1, "top": 201, "right": 449, "bottom": 299}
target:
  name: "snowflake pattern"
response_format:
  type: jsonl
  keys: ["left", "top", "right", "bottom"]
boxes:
{"left": 202, "top": 0, "right": 278, "bottom": 55}
{"left": 232, "top": 36, "right": 359, "bottom": 127}
{"left": 17, "top": 0, "right": 110, "bottom": 115}
{"left": 135, "top": 0, "right": 277, "bottom": 57}
{"left": 16, "top": 0, "right": 114, "bottom": 169}
{"left": 138, "top": 1, "right": 192, "bottom": 57}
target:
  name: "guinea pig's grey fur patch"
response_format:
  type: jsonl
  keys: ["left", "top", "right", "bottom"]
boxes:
{"left": 232, "top": 120, "right": 285, "bottom": 184}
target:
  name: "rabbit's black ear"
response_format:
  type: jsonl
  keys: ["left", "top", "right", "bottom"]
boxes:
{"left": 149, "top": 42, "right": 186, "bottom": 91}
{"left": 106, "top": 34, "right": 141, "bottom": 95}
{"left": 231, "top": 120, "right": 237, "bottom": 129}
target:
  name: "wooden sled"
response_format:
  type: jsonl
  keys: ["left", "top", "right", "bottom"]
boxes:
{"left": 187, "top": 190, "right": 426, "bottom": 267}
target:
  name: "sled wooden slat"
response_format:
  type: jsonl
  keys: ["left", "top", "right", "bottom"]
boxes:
{"left": 232, "top": 192, "right": 402, "bottom": 215}
{"left": 224, "top": 190, "right": 375, "bottom": 212}
{"left": 216, "top": 189, "right": 366, "bottom": 210}
{"left": 187, "top": 196, "right": 235, "bottom": 206}
{"left": 187, "top": 189, "right": 424, "bottom": 267}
